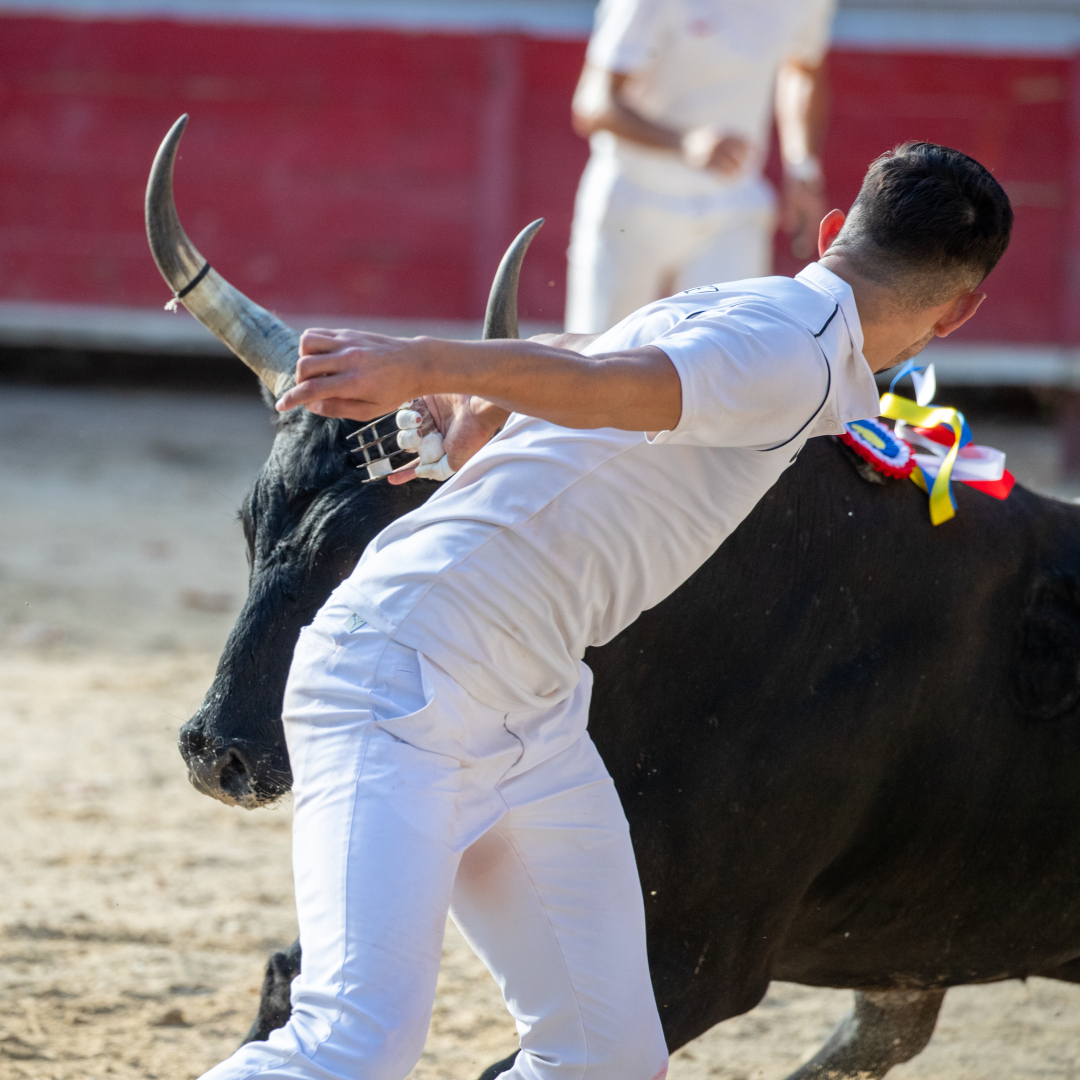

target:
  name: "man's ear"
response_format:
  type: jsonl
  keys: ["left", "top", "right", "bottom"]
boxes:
{"left": 817, "top": 209, "right": 846, "bottom": 258}
{"left": 934, "top": 291, "right": 986, "bottom": 338}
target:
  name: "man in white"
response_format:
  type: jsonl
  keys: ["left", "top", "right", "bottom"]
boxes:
{"left": 566, "top": 0, "right": 836, "bottom": 333}
{"left": 198, "top": 144, "right": 1011, "bottom": 1080}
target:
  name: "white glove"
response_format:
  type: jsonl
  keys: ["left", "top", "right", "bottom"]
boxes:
{"left": 395, "top": 409, "right": 423, "bottom": 451}
{"left": 389, "top": 407, "right": 455, "bottom": 482}
{"left": 414, "top": 431, "right": 454, "bottom": 482}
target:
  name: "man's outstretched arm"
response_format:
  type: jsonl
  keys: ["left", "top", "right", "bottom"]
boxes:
{"left": 274, "top": 330, "right": 682, "bottom": 434}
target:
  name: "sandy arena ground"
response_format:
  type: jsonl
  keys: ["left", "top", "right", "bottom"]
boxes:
{"left": 2, "top": 384, "right": 1079, "bottom": 1080}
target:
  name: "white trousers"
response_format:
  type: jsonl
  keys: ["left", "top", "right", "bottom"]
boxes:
{"left": 565, "top": 156, "right": 777, "bottom": 333}
{"left": 200, "top": 598, "right": 669, "bottom": 1080}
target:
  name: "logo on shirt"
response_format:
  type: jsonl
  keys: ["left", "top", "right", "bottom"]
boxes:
{"left": 681, "top": 285, "right": 719, "bottom": 294}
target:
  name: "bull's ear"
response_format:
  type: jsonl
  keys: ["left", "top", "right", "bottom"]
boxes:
{"left": 145, "top": 115, "right": 299, "bottom": 398}
{"left": 482, "top": 219, "right": 544, "bottom": 340}
{"left": 1015, "top": 572, "right": 1080, "bottom": 721}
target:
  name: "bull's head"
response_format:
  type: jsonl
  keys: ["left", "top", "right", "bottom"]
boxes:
{"left": 147, "top": 115, "right": 541, "bottom": 806}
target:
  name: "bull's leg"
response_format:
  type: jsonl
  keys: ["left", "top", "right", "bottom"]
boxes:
{"left": 782, "top": 988, "right": 945, "bottom": 1080}
{"left": 242, "top": 938, "right": 302, "bottom": 1045}
{"left": 477, "top": 1051, "right": 520, "bottom": 1079}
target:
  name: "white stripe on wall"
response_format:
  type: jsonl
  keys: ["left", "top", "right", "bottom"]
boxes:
{"left": 1, "top": 0, "right": 1079, "bottom": 52}
{"left": 0, "top": 301, "right": 1067, "bottom": 385}
{"left": 833, "top": 9, "right": 1080, "bottom": 54}
{"left": 0, "top": 0, "right": 599, "bottom": 37}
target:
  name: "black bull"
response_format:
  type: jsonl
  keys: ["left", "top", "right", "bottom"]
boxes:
{"left": 180, "top": 413, "right": 1080, "bottom": 1077}
{"left": 147, "top": 111, "right": 1080, "bottom": 1079}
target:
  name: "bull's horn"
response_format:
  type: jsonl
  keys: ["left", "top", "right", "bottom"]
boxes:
{"left": 483, "top": 218, "right": 544, "bottom": 340}
{"left": 145, "top": 115, "right": 298, "bottom": 397}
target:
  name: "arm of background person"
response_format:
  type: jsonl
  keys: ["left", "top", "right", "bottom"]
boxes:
{"left": 275, "top": 330, "right": 681, "bottom": 435}
{"left": 775, "top": 58, "right": 829, "bottom": 260}
{"left": 572, "top": 64, "right": 749, "bottom": 176}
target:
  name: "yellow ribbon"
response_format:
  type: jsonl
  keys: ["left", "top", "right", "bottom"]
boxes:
{"left": 878, "top": 393, "right": 965, "bottom": 526}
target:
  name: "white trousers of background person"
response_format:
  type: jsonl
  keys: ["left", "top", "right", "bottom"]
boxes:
{"left": 198, "top": 598, "right": 669, "bottom": 1080}
{"left": 566, "top": 153, "right": 777, "bottom": 334}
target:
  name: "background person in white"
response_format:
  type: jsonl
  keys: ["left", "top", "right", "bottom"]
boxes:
{"left": 566, "top": 0, "right": 836, "bottom": 334}
{"left": 197, "top": 144, "right": 1011, "bottom": 1080}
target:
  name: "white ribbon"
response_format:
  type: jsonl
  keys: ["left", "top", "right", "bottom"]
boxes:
{"left": 914, "top": 444, "right": 1005, "bottom": 484}
{"left": 911, "top": 363, "right": 937, "bottom": 407}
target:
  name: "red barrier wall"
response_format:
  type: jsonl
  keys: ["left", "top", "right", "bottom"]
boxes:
{"left": 0, "top": 13, "right": 1070, "bottom": 341}
{"left": 793, "top": 51, "right": 1070, "bottom": 345}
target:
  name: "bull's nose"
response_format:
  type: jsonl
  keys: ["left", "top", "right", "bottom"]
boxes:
{"left": 179, "top": 722, "right": 291, "bottom": 807}
{"left": 215, "top": 745, "right": 256, "bottom": 802}
{"left": 181, "top": 732, "right": 258, "bottom": 807}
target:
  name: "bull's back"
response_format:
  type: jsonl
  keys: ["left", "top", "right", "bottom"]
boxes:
{"left": 586, "top": 437, "right": 1080, "bottom": 1042}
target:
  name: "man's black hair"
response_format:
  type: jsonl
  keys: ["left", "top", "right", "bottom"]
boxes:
{"left": 832, "top": 141, "right": 1013, "bottom": 308}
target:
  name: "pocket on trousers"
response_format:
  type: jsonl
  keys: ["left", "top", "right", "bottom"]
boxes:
{"left": 374, "top": 653, "right": 520, "bottom": 767}
{"left": 287, "top": 618, "right": 392, "bottom": 721}
{"left": 369, "top": 652, "right": 438, "bottom": 748}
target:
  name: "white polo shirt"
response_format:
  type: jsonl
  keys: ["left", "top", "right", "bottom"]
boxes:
{"left": 583, "top": 0, "right": 836, "bottom": 203}
{"left": 337, "top": 263, "right": 879, "bottom": 715}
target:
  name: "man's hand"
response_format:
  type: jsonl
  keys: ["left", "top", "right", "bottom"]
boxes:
{"left": 573, "top": 64, "right": 752, "bottom": 179}
{"left": 275, "top": 328, "right": 428, "bottom": 420}
{"left": 278, "top": 328, "right": 613, "bottom": 485}
{"left": 386, "top": 394, "right": 509, "bottom": 485}
{"left": 681, "top": 128, "right": 750, "bottom": 176}
{"left": 385, "top": 331, "right": 604, "bottom": 483}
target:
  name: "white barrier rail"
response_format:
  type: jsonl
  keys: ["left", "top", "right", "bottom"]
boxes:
{"left": 0, "top": 300, "right": 561, "bottom": 355}
{"left": 1, "top": 0, "right": 1080, "bottom": 52}
{"left": 0, "top": 300, "right": 1070, "bottom": 388}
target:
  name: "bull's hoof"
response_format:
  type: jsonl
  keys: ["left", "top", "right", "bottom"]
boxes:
{"left": 477, "top": 1050, "right": 519, "bottom": 1079}
{"left": 243, "top": 939, "right": 302, "bottom": 1045}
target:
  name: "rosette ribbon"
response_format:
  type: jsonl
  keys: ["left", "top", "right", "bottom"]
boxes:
{"left": 840, "top": 417, "right": 914, "bottom": 478}
{"left": 878, "top": 393, "right": 966, "bottom": 524}
{"left": 845, "top": 361, "right": 1013, "bottom": 524}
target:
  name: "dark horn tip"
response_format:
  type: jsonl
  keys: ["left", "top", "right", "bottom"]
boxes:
{"left": 146, "top": 114, "right": 201, "bottom": 287}
{"left": 149, "top": 114, "right": 190, "bottom": 184}
{"left": 167, "top": 113, "right": 190, "bottom": 148}
{"left": 482, "top": 218, "right": 545, "bottom": 341}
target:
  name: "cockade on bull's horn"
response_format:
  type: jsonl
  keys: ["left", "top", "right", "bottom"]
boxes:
{"left": 145, "top": 114, "right": 543, "bottom": 481}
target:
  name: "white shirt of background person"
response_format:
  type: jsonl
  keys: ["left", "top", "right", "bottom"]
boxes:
{"left": 566, "top": 0, "right": 837, "bottom": 332}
